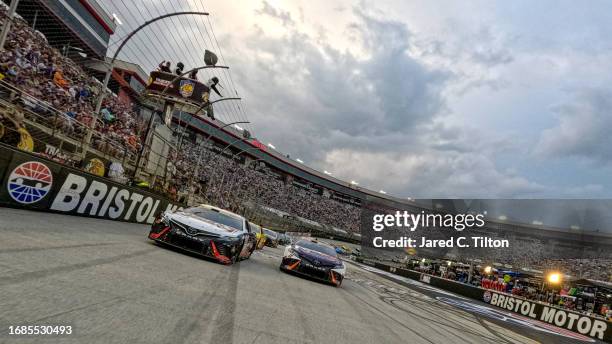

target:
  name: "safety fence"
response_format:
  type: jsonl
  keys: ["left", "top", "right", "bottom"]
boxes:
{"left": 0, "top": 80, "right": 177, "bottom": 196}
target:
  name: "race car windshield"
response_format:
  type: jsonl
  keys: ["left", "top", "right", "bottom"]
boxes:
{"left": 182, "top": 208, "right": 243, "bottom": 230}
{"left": 263, "top": 229, "right": 278, "bottom": 238}
{"left": 295, "top": 240, "right": 337, "bottom": 257}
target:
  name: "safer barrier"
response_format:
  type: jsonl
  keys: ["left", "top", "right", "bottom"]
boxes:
{"left": 355, "top": 258, "right": 612, "bottom": 342}
{"left": 0, "top": 144, "right": 183, "bottom": 223}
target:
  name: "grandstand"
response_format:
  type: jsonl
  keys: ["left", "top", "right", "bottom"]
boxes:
{"left": 1, "top": 0, "right": 115, "bottom": 59}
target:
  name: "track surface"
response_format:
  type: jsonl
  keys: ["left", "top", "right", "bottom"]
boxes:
{"left": 0, "top": 208, "right": 598, "bottom": 344}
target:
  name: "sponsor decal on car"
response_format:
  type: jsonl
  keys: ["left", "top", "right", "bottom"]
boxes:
{"left": 184, "top": 226, "right": 199, "bottom": 236}
{"left": 8, "top": 161, "right": 53, "bottom": 204}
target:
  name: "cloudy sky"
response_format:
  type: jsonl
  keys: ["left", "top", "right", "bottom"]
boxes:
{"left": 103, "top": 0, "right": 612, "bottom": 198}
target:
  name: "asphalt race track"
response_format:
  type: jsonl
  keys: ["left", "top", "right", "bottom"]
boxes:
{"left": 0, "top": 208, "right": 604, "bottom": 344}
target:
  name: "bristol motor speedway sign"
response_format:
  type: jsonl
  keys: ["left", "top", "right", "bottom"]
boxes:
{"left": 357, "top": 258, "right": 612, "bottom": 343}
{"left": 482, "top": 290, "right": 610, "bottom": 341}
{"left": 0, "top": 145, "right": 182, "bottom": 223}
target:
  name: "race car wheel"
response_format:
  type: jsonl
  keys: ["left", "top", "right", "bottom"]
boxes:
{"left": 247, "top": 238, "right": 257, "bottom": 258}
{"left": 232, "top": 240, "right": 244, "bottom": 264}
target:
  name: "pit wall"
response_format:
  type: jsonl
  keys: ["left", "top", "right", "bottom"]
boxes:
{"left": 0, "top": 144, "right": 182, "bottom": 224}
{"left": 355, "top": 258, "right": 611, "bottom": 342}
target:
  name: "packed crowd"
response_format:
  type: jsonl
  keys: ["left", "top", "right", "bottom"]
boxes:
{"left": 0, "top": 8, "right": 144, "bottom": 158}
{"left": 450, "top": 231, "right": 612, "bottom": 282}
{"left": 541, "top": 258, "right": 612, "bottom": 282}
{"left": 171, "top": 139, "right": 362, "bottom": 233}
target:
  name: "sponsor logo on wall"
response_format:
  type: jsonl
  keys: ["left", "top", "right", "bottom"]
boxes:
{"left": 357, "top": 260, "right": 610, "bottom": 342}
{"left": 483, "top": 291, "right": 608, "bottom": 341}
{"left": 0, "top": 147, "right": 182, "bottom": 224}
{"left": 7, "top": 161, "right": 53, "bottom": 204}
{"left": 179, "top": 80, "right": 195, "bottom": 97}
{"left": 438, "top": 296, "right": 595, "bottom": 342}
{"left": 49, "top": 173, "right": 180, "bottom": 223}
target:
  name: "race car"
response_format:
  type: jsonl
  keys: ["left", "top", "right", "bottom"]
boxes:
{"left": 148, "top": 204, "right": 257, "bottom": 264}
{"left": 249, "top": 222, "right": 267, "bottom": 250}
{"left": 277, "top": 233, "right": 291, "bottom": 245}
{"left": 280, "top": 239, "right": 346, "bottom": 287}
{"left": 263, "top": 228, "right": 279, "bottom": 248}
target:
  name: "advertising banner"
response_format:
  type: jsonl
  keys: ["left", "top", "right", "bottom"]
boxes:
{"left": 146, "top": 71, "right": 211, "bottom": 105}
{"left": 482, "top": 290, "right": 611, "bottom": 342}
{"left": 356, "top": 258, "right": 612, "bottom": 342}
{"left": 0, "top": 145, "right": 182, "bottom": 224}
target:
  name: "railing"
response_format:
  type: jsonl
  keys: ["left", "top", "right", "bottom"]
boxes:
{"left": 0, "top": 80, "right": 175, "bottom": 196}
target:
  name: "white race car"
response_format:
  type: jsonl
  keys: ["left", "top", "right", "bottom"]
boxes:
{"left": 149, "top": 204, "right": 257, "bottom": 264}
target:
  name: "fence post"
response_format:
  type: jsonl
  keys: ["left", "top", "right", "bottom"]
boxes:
{"left": 50, "top": 110, "right": 58, "bottom": 136}
{"left": 150, "top": 138, "right": 165, "bottom": 188}
{"left": 0, "top": 0, "right": 20, "bottom": 50}
{"left": 121, "top": 146, "right": 127, "bottom": 167}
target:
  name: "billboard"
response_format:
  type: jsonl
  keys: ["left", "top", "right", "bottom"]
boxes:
{"left": 0, "top": 145, "right": 182, "bottom": 224}
{"left": 146, "top": 71, "right": 211, "bottom": 105}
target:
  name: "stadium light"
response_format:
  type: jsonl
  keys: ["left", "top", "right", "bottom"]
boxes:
{"left": 498, "top": 215, "right": 507, "bottom": 220}
{"left": 547, "top": 272, "right": 562, "bottom": 284}
{"left": 267, "top": 143, "right": 276, "bottom": 149}
{"left": 296, "top": 158, "right": 304, "bottom": 163}
{"left": 112, "top": 13, "right": 123, "bottom": 26}
{"left": 379, "top": 190, "right": 387, "bottom": 194}
{"left": 532, "top": 220, "right": 543, "bottom": 225}
{"left": 324, "top": 170, "right": 332, "bottom": 175}
{"left": 484, "top": 266, "right": 492, "bottom": 274}
{"left": 350, "top": 180, "right": 359, "bottom": 185}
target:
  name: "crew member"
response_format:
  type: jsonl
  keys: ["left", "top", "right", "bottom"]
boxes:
{"left": 158, "top": 61, "right": 171, "bottom": 73}
{"left": 175, "top": 62, "right": 184, "bottom": 75}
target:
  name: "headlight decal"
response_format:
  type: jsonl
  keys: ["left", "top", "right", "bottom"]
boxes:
{"left": 286, "top": 260, "right": 301, "bottom": 270}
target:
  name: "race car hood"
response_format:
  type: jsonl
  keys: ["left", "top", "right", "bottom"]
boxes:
{"left": 168, "top": 212, "right": 242, "bottom": 238}
{"left": 294, "top": 246, "right": 342, "bottom": 267}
